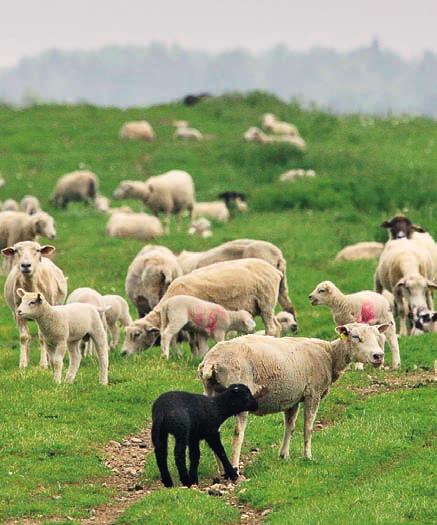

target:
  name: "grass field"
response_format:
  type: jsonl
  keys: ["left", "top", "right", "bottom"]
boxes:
{"left": 0, "top": 93, "right": 436, "bottom": 524}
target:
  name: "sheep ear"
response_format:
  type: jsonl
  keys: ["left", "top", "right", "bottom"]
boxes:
{"left": 380, "top": 220, "right": 392, "bottom": 228}
{"left": 39, "top": 245, "right": 55, "bottom": 256}
{"left": 412, "top": 224, "right": 426, "bottom": 233}
{"left": 335, "top": 325, "right": 350, "bottom": 339}
{"left": 377, "top": 323, "right": 391, "bottom": 334}
{"left": 16, "top": 288, "right": 25, "bottom": 298}
{"left": 1, "top": 247, "right": 15, "bottom": 257}
{"left": 427, "top": 280, "right": 437, "bottom": 289}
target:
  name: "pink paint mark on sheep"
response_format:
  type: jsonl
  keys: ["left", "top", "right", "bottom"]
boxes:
{"left": 356, "top": 302, "right": 376, "bottom": 324}
{"left": 192, "top": 310, "right": 219, "bottom": 336}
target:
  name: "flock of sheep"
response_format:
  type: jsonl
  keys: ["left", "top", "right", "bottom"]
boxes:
{"left": 0, "top": 112, "right": 436, "bottom": 490}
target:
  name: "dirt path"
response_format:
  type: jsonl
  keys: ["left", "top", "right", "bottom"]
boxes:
{"left": 348, "top": 370, "right": 436, "bottom": 396}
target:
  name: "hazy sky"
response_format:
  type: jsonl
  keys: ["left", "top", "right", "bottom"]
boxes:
{"left": 1, "top": 0, "right": 436, "bottom": 68}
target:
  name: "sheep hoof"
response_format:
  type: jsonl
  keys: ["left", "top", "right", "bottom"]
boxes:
{"left": 279, "top": 453, "right": 289, "bottom": 460}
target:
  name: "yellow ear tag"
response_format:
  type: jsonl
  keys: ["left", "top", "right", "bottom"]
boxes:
{"left": 340, "top": 332, "right": 348, "bottom": 340}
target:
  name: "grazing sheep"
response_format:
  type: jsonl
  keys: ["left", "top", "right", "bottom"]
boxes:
{"left": 199, "top": 323, "right": 388, "bottom": 468}
{"left": 335, "top": 242, "right": 384, "bottom": 262}
{"left": 125, "top": 245, "right": 182, "bottom": 317}
{"left": 106, "top": 212, "right": 163, "bottom": 241}
{"left": 192, "top": 201, "right": 230, "bottom": 223}
{"left": 113, "top": 170, "right": 195, "bottom": 233}
{"left": 262, "top": 113, "right": 299, "bottom": 136}
{"left": 0, "top": 211, "right": 56, "bottom": 249}
{"left": 102, "top": 294, "right": 133, "bottom": 349}
{"left": 20, "top": 195, "right": 41, "bottom": 215}
{"left": 279, "top": 169, "right": 316, "bottom": 182}
{"left": 50, "top": 170, "right": 98, "bottom": 208}
{"left": 159, "top": 295, "right": 256, "bottom": 359}
{"left": 16, "top": 289, "right": 108, "bottom": 384}
{"left": 1, "top": 199, "right": 19, "bottom": 212}
{"left": 94, "top": 194, "right": 111, "bottom": 213}
{"left": 188, "top": 218, "right": 213, "bottom": 238}
{"left": 2, "top": 242, "right": 67, "bottom": 368}
{"left": 176, "top": 239, "right": 296, "bottom": 316}
{"left": 152, "top": 384, "right": 258, "bottom": 487}
{"left": 173, "top": 122, "right": 203, "bottom": 141}
{"left": 119, "top": 121, "right": 155, "bottom": 141}
{"left": 309, "top": 280, "right": 400, "bottom": 368}
{"left": 375, "top": 239, "right": 436, "bottom": 335}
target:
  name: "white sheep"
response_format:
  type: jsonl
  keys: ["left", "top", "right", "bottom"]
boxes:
{"left": 188, "top": 218, "right": 213, "bottom": 238}
{"left": 94, "top": 194, "right": 111, "bottom": 213}
{"left": 101, "top": 294, "right": 133, "bottom": 350}
{"left": 119, "top": 121, "right": 155, "bottom": 141}
{"left": 335, "top": 242, "right": 384, "bottom": 262}
{"left": 112, "top": 170, "right": 195, "bottom": 233}
{"left": 50, "top": 170, "right": 99, "bottom": 208}
{"left": 309, "top": 280, "right": 400, "bottom": 368}
{"left": 262, "top": 113, "right": 299, "bottom": 136}
{"left": 16, "top": 289, "right": 109, "bottom": 384}
{"left": 243, "top": 127, "right": 271, "bottom": 144}
{"left": 192, "top": 201, "right": 230, "bottom": 223}
{"left": 0, "top": 211, "right": 56, "bottom": 250}
{"left": 106, "top": 212, "right": 164, "bottom": 241}
{"left": 173, "top": 122, "right": 203, "bottom": 141}
{"left": 20, "top": 195, "right": 41, "bottom": 215}
{"left": 199, "top": 323, "right": 388, "bottom": 468}
{"left": 1, "top": 199, "right": 19, "bottom": 212}
{"left": 159, "top": 295, "right": 257, "bottom": 359}
{"left": 2, "top": 242, "right": 68, "bottom": 368}
{"left": 279, "top": 169, "right": 316, "bottom": 182}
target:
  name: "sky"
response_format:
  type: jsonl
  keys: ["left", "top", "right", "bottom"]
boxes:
{"left": 1, "top": 0, "right": 436, "bottom": 68}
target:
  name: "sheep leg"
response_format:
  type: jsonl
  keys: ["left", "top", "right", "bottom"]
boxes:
{"left": 260, "top": 309, "right": 280, "bottom": 337}
{"left": 196, "top": 335, "right": 210, "bottom": 357}
{"left": 163, "top": 214, "right": 171, "bottom": 235}
{"left": 108, "top": 323, "right": 119, "bottom": 350}
{"left": 161, "top": 323, "right": 183, "bottom": 359}
{"left": 50, "top": 343, "right": 67, "bottom": 384}
{"left": 386, "top": 322, "right": 401, "bottom": 369}
{"left": 303, "top": 396, "right": 320, "bottom": 460}
{"left": 37, "top": 329, "right": 49, "bottom": 369}
{"left": 231, "top": 411, "right": 248, "bottom": 470}
{"left": 152, "top": 424, "right": 173, "bottom": 487}
{"left": 174, "top": 438, "right": 191, "bottom": 487}
{"left": 188, "top": 439, "right": 201, "bottom": 485}
{"left": 16, "top": 317, "right": 31, "bottom": 369}
{"left": 176, "top": 211, "right": 183, "bottom": 232}
{"left": 206, "top": 432, "right": 238, "bottom": 481}
{"left": 279, "top": 404, "right": 300, "bottom": 459}
{"left": 91, "top": 325, "right": 109, "bottom": 385}
{"left": 65, "top": 342, "right": 82, "bottom": 384}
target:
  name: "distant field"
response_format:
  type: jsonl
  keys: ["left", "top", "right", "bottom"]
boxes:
{"left": 0, "top": 93, "right": 435, "bottom": 524}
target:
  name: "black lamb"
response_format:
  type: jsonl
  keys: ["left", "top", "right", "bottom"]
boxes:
{"left": 151, "top": 384, "right": 258, "bottom": 487}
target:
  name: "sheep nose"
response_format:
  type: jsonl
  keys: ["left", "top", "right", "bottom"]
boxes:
{"left": 308, "top": 294, "right": 313, "bottom": 299}
{"left": 373, "top": 353, "right": 383, "bottom": 361}
{"left": 20, "top": 263, "right": 31, "bottom": 272}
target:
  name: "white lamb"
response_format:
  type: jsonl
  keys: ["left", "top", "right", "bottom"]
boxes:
{"left": 309, "top": 280, "right": 400, "bottom": 368}
{"left": 102, "top": 294, "right": 133, "bottom": 350}
{"left": 173, "top": 122, "right": 203, "bottom": 141}
{"left": 16, "top": 289, "right": 109, "bottom": 384}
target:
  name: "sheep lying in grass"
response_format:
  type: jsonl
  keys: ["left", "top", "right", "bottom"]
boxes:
{"left": 2, "top": 242, "right": 68, "bottom": 368}
{"left": 152, "top": 384, "right": 258, "bottom": 487}
{"left": 262, "top": 113, "right": 299, "bottom": 136}
{"left": 199, "top": 323, "right": 388, "bottom": 468}
{"left": 159, "top": 295, "right": 256, "bottom": 359}
{"left": 102, "top": 294, "right": 133, "bottom": 349}
{"left": 279, "top": 169, "right": 316, "bottom": 182}
{"left": 106, "top": 212, "right": 164, "bottom": 241}
{"left": 20, "top": 195, "right": 41, "bottom": 215}
{"left": 173, "top": 122, "right": 203, "bottom": 141}
{"left": 16, "top": 289, "right": 109, "bottom": 384}
{"left": 188, "top": 218, "right": 213, "bottom": 238}
{"left": 192, "top": 201, "right": 230, "bottom": 223}
{"left": 309, "top": 280, "right": 400, "bottom": 368}
{"left": 335, "top": 241, "right": 384, "bottom": 261}
{"left": 50, "top": 170, "right": 98, "bottom": 208}
{"left": 119, "top": 120, "right": 155, "bottom": 141}
{"left": 1, "top": 199, "right": 19, "bottom": 212}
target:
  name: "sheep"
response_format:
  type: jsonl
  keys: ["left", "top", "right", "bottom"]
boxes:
{"left": 176, "top": 239, "right": 296, "bottom": 316}
{"left": 380, "top": 214, "right": 426, "bottom": 240}
{"left": 94, "top": 194, "right": 111, "bottom": 213}
{"left": 50, "top": 170, "right": 98, "bottom": 208}
{"left": 2, "top": 242, "right": 68, "bottom": 368}
{"left": 198, "top": 323, "right": 388, "bottom": 468}
{"left": 20, "top": 195, "right": 41, "bottom": 215}
{"left": 229, "top": 310, "right": 298, "bottom": 340}
{"left": 183, "top": 93, "right": 210, "bottom": 106}
{"left": 159, "top": 295, "right": 257, "bottom": 359}
{"left": 308, "top": 280, "right": 400, "bottom": 368}
{"left": 106, "top": 212, "right": 163, "bottom": 241}
{"left": 269, "top": 134, "right": 306, "bottom": 150}
{"left": 102, "top": 294, "right": 133, "bottom": 349}
{"left": 1, "top": 199, "right": 19, "bottom": 212}
{"left": 279, "top": 169, "right": 316, "bottom": 182}
{"left": 262, "top": 113, "right": 299, "bottom": 136}
{"left": 335, "top": 241, "right": 384, "bottom": 262}
{"left": 152, "top": 384, "right": 258, "bottom": 487}
{"left": 243, "top": 127, "right": 270, "bottom": 144}
{"left": 121, "top": 258, "right": 285, "bottom": 357}
{"left": 66, "top": 287, "right": 110, "bottom": 356}
{"left": 119, "top": 121, "right": 155, "bottom": 141}
{"left": 375, "top": 239, "right": 436, "bottom": 335}
{"left": 410, "top": 306, "right": 437, "bottom": 335}
{"left": 192, "top": 201, "right": 230, "bottom": 223}
{"left": 125, "top": 245, "right": 183, "bottom": 317}
{"left": 113, "top": 170, "right": 195, "bottom": 233}
{"left": 173, "top": 122, "right": 203, "bottom": 141}
{"left": 0, "top": 211, "right": 56, "bottom": 249}
{"left": 16, "top": 289, "right": 108, "bottom": 384}
{"left": 188, "top": 218, "right": 213, "bottom": 238}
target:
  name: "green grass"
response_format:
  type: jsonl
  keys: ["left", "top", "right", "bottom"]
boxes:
{"left": 0, "top": 93, "right": 436, "bottom": 524}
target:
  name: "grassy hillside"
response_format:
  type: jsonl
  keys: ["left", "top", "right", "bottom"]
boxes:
{"left": 0, "top": 93, "right": 435, "bottom": 524}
